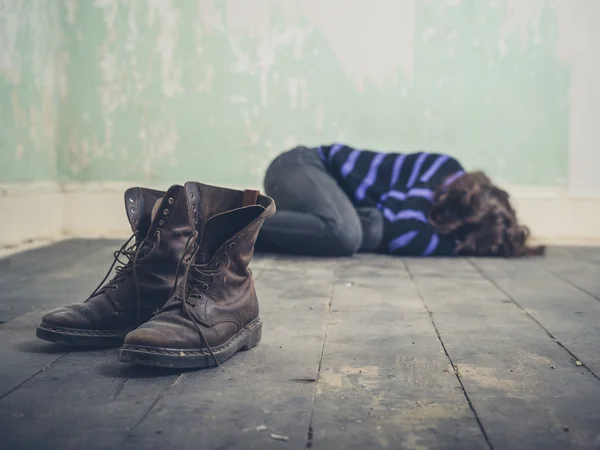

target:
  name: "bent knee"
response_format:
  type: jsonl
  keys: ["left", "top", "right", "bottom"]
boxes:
{"left": 326, "top": 221, "right": 362, "bottom": 257}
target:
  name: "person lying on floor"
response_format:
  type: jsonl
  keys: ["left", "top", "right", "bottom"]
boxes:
{"left": 255, "top": 144, "right": 545, "bottom": 257}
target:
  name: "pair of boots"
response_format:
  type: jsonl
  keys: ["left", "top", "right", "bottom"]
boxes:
{"left": 36, "top": 182, "right": 275, "bottom": 369}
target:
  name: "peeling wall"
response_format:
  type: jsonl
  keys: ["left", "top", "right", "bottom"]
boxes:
{"left": 3, "top": 0, "right": 599, "bottom": 189}
{"left": 1, "top": 0, "right": 66, "bottom": 182}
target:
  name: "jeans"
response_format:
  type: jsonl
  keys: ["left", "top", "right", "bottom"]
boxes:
{"left": 255, "top": 147, "right": 384, "bottom": 256}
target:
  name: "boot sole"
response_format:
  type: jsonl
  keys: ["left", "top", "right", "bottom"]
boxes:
{"left": 36, "top": 322, "right": 130, "bottom": 348}
{"left": 117, "top": 318, "right": 262, "bottom": 369}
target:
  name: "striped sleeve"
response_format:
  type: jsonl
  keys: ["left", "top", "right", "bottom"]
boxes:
{"left": 383, "top": 155, "right": 464, "bottom": 257}
{"left": 384, "top": 195, "right": 456, "bottom": 256}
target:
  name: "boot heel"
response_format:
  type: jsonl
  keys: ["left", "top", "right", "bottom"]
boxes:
{"left": 244, "top": 319, "right": 262, "bottom": 350}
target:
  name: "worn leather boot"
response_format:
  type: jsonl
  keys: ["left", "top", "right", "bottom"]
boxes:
{"left": 36, "top": 185, "right": 194, "bottom": 347}
{"left": 118, "top": 182, "right": 275, "bottom": 368}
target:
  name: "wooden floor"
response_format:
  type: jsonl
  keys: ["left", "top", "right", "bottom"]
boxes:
{"left": 1, "top": 240, "right": 600, "bottom": 450}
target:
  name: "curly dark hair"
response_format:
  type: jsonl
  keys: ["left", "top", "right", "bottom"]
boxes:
{"left": 429, "top": 171, "right": 545, "bottom": 257}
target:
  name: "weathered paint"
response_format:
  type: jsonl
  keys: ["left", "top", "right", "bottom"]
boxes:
{"left": 0, "top": 0, "right": 66, "bottom": 182}
{"left": 0, "top": 0, "right": 588, "bottom": 187}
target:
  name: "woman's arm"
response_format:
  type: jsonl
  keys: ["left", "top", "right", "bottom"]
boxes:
{"left": 381, "top": 158, "right": 464, "bottom": 256}
{"left": 383, "top": 189, "right": 456, "bottom": 256}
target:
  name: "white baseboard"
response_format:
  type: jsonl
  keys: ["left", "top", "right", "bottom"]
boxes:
{"left": 2, "top": 182, "right": 600, "bottom": 252}
{"left": 62, "top": 182, "right": 140, "bottom": 239}
{"left": 0, "top": 183, "right": 65, "bottom": 249}
{"left": 510, "top": 189, "right": 600, "bottom": 245}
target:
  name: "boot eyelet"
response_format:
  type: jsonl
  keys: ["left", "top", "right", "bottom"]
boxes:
{"left": 163, "top": 209, "right": 169, "bottom": 215}
{"left": 132, "top": 219, "right": 137, "bottom": 224}
{"left": 216, "top": 262, "right": 221, "bottom": 269}
{"left": 168, "top": 197, "right": 174, "bottom": 204}
{"left": 190, "top": 193, "right": 194, "bottom": 199}
{"left": 130, "top": 207, "right": 136, "bottom": 213}
{"left": 202, "top": 284, "right": 209, "bottom": 290}
{"left": 158, "top": 220, "right": 165, "bottom": 226}
{"left": 154, "top": 230, "right": 162, "bottom": 237}
{"left": 129, "top": 197, "right": 135, "bottom": 203}
{"left": 229, "top": 242, "right": 235, "bottom": 248}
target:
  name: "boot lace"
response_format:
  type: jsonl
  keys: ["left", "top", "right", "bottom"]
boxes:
{"left": 165, "top": 233, "right": 229, "bottom": 366}
{"left": 88, "top": 231, "right": 161, "bottom": 324}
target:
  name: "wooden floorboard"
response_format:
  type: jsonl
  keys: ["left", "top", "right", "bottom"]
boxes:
{"left": 310, "top": 255, "right": 486, "bottom": 450}
{"left": 0, "top": 347, "right": 179, "bottom": 450}
{"left": 0, "top": 239, "right": 102, "bottom": 272}
{"left": 120, "top": 259, "right": 335, "bottom": 450}
{"left": 0, "top": 238, "right": 166, "bottom": 400}
{"left": 544, "top": 255, "right": 600, "bottom": 302}
{"left": 0, "top": 242, "right": 276, "bottom": 450}
{"left": 0, "top": 310, "right": 70, "bottom": 400}
{"left": 547, "top": 246, "right": 600, "bottom": 266}
{"left": 2, "top": 241, "right": 600, "bottom": 449}
{"left": 472, "top": 257, "right": 600, "bottom": 377}
{"left": 0, "top": 239, "right": 121, "bottom": 324}
{"left": 406, "top": 258, "right": 600, "bottom": 450}
{"left": 0, "top": 239, "right": 121, "bottom": 285}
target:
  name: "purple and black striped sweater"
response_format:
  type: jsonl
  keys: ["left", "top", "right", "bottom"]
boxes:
{"left": 317, "top": 144, "right": 465, "bottom": 256}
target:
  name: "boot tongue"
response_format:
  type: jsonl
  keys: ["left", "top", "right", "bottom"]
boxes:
{"left": 135, "top": 198, "right": 166, "bottom": 256}
{"left": 196, "top": 205, "right": 265, "bottom": 260}
{"left": 183, "top": 183, "right": 266, "bottom": 263}
{"left": 150, "top": 198, "right": 162, "bottom": 223}
{"left": 195, "top": 252, "right": 212, "bottom": 265}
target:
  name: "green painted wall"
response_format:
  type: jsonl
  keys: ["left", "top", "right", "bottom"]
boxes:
{"left": 0, "top": 0, "right": 64, "bottom": 182}
{"left": 1, "top": 0, "right": 570, "bottom": 187}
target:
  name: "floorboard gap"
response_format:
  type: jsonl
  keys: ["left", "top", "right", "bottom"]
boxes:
{"left": 547, "top": 269, "right": 600, "bottom": 303}
{"left": 0, "top": 352, "right": 69, "bottom": 401}
{"left": 404, "top": 260, "right": 494, "bottom": 450}
{"left": 122, "top": 373, "right": 183, "bottom": 444}
{"left": 469, "top": 259, "right": 600, "bottom": 383}
{"left": 304, "top": 261, "right": 337, "bottom": 450}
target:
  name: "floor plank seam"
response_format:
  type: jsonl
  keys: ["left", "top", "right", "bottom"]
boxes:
{"left": 304, "top": 261, "right": 337, "bottom": 450}
{"left": 121, "top": 373, "right": 182, "bottom": 445}
{"left": 547, "top": 269, "right": 600, "bottom": 303}
{"left": 111, "top": 378, "right": 128, "bottom": 399}
{"left": 469, "top": 259, "right": 600, "bottom": 384}
{"left": 403, "top": 260, "right": 494, "bottom": 450}
{"left": 0, "top": 352, "right": 69, "bottom": 401}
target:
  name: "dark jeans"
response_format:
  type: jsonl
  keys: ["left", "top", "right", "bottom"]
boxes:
{"left": 255, "top": 147, "right": 384, "bottom": 256}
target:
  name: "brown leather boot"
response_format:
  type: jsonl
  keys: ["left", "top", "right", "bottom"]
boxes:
{"left": 118, "top": 182, "right": 275, "bottom": 368}
{"left": 36, "top": 185, "right": 195, "bottom": 347}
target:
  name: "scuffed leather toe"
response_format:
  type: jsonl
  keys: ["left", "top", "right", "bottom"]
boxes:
{"left": 41, "top": 305, "right": 90, "bottom": 329}
{"left": 124, "top": 320, "right": 202, "bottom": 350}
